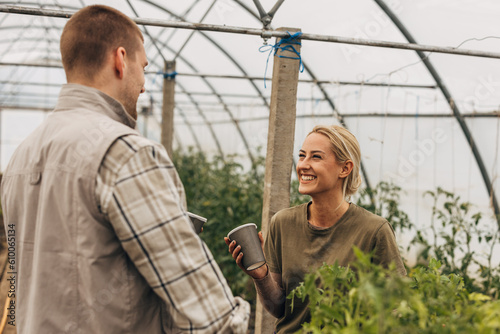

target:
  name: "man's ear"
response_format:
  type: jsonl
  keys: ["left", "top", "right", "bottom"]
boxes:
{"left": 114, "top": 46, "right": 127, "bottom": 79}
{"left": 339, "top": 160, "right": 354, "bottom": 179}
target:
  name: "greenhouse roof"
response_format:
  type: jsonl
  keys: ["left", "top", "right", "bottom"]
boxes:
{"left": 1, "top": 0, "right": 500, "bottom": 229}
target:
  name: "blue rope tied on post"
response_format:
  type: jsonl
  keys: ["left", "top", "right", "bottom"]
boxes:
{"left": 162, "top": 70, "right": 178, "bottom": 80}
{"left": 151, "top": 70, "right": 178, "bottom": 86}
{"left": 259, "top": 31, "right": 304, "bottom": 88}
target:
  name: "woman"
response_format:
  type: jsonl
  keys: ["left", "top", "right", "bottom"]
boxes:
{"left": 225, "top": 125, "right": 406, "bottom": 333}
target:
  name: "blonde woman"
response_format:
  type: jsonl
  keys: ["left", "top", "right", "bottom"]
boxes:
{"left": 225, "top": 124, "right": 406, "bottom": 333}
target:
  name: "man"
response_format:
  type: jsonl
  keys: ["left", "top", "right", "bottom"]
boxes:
{"left": 1, "top": 5, "right": 249, "bottom": 334}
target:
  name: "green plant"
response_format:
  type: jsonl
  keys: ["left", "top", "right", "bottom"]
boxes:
{"left": 356, "top": 181, "right": 413, "bottom": 235}
{"left": 410, "top": 187, "right": 500, "bottom": 298}
{"left": 172, "top": 148, "right": 265, "bottom": 298}
{"left": 172, "top": 149, "right": 500, "bottom": 327}
{"left": 358, "top": 183, "right": 500, "bottom": 299}
{"left": 290, "top": 249, "right": 500, "bottom": 333}
{"left": 290, "top": 179, "right": 310, "bottom": 207}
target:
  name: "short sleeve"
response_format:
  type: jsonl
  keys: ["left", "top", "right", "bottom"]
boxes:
{"left": 373, "top": 222, "right": 407, "bottom": 276}
{"left": 264, "top": 214, "right": 281, "bottom": 274}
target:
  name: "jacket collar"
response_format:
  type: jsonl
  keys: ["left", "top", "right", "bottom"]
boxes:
{"left": 54, "top": 83, "right": 137, "bottom": 129}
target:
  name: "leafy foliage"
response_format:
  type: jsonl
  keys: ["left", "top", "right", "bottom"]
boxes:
{"left": 410, "top": 187, "right": 500, "bottom": 298}
{"left": 172, "top": 148, "right": 265, "bottom": 298}
{"left": 291, "top": 250, "right": 500, "bottom": 333}
{"left": 356, "top": 181, "right": 413, "bottom": 235}
{"left": 357, "top": 182, "right": 500, "bottom": 299}
{"left": 172, "top": 149, "right": 500, "bottom": 331}
{"left": 290, "top": 179, "right": 310, "bottom": 207}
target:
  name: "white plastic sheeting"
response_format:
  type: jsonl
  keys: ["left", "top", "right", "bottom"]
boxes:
{"left": 0, "top": 0, "right": 499, "bottom": 262}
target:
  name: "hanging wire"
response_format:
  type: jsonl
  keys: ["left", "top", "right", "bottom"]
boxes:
{"left": 492, "top": 112, "right": 500, "bottom": 210}
{"left": 173, "top": 0, "right": 217, "bottom": 61}
{"left": 365, "top": 36, "right": 500, "bottom": 84}
{"left": 379, "top": 75, "right": 392, "bottom": 182}
{"left": 415, "top": 95, "right": 420, "bottom": 225}
{"left": 451, "top": 115, "right": 456, "bottom": 193}
{"left": 454, "top": 36, "right": 500, "bottom": 49}
{"left": 433, "top": 93, "right": 438, "bottom": 194}
{"left": 396, "top": 92, "right": 407, "bottom": 182}
{"left": 309, "top": 82, "right": 315, "bottom": 120}
{"left": 467, "top": 113, "right": 476, "bottom": 203}
{"left": 355, "top": 75, "right": 364, "bottom": 138}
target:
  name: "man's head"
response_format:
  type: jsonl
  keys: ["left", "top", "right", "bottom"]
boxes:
{"left": 60, "top": 5, "right": 148, "bottom": 119}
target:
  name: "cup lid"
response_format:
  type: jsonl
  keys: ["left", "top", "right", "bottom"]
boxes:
{"left": 227, "top": 223, "right": 257, "bottom": 238}
{"left": 187, "top": 212, "right": 207, "bottom": 223}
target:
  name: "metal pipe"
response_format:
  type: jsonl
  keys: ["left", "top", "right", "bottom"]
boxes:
{"left": 2, "top": 104, "right": 498, "bottom": 119}
{"left": 0, "top": 61, "right": 62, "bottom": 68}
{"left": 252, "top": 0, "right": 267, "bottom": 20}
{"left": 172, "top": 0, "right": 217, "bottom": 61}
{"left": 1, "top": 5, "right": 500, "bottom": 59}
{"left": 155, "top": 71, "right": 438, "bottom": 88}
{"left": 177, "top": 112, "right": 500, "bottom": 124}
{"left": 374, "top": 0, "right": 500, "bottom": 225}
{"left": 0, "top": 62, "right": 437, "bottom": 89}
{"left": 0, "top": 105, "right": 53, "bottom": 112}
{"left": 268, "top": 0, "right": 286, "bottom": 18}
{"left": 339, "top": 112, "right": 500, "bottom": 118}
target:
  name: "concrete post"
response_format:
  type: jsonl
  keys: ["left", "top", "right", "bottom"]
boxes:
{"left": 255, "top": 27, "right": 302, "bottom": 334}
{"left": 161, "top": 60, "right": 176, "bottom": 159}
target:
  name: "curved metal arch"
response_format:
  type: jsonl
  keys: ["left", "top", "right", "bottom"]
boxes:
{"left": 0, "top": 2, "right": 208, "bottom": 159}
{"left": 0, "top": 44, "right": 60, "bottom": 56}
{"left": 0, "top": 1, "right": 82, "bottom": 11}
{"left": 149, "top": 99, "right": 203, "bottom": 154}
{"left": 0, "top": 2, "right": 220, "bottom": 159}
{"left": 373, "top": 0, "right": 500, "bottom": 224}
{"left": 138, "top": 0, "right": 265, "bottom": 170}
{"left": 143, "top": 42, "right": 226, "bottom": 159}
{"left": 0, "top": 6, "right": 65, "bottom": 94}
{"left": 0, "top": 66, "right": 63, "bottom": 106}
{"left": 0, "top": 24, "right": 60, "bottom": 32}
{"left": 232, "top": 0, "right": 375, "bottom": 194}
{"left": 0, "top": 39, "right": 55, "bottom": 97}
{"left": 0, "top": 1, "right": 262, "bottom": 170}
{"left": 125, "top": 0, "right": 225, "bottom": 159}
{"left": 137, "top": 0, "right": 223, "bottom": 158}
{"left": 142, "top": 0, "right": 269, "bottom": 108}
{"left": 0, "top": 22, "right": 58, "bottom": 60}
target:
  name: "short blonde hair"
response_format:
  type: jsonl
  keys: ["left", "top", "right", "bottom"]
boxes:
{"left": 309, "top": 125, "right": 362, "bottom": 199}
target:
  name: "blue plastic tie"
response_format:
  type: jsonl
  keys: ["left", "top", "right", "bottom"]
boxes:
{"left": 259, "top": 31, "right": 304, "bottom": 88}
{"left": 162, "top": 70, "right": 178, "bottom": 80}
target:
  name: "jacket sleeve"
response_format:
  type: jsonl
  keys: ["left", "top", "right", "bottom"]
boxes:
{"left": 97, "top": 136, "right": 250, "bottom": 333}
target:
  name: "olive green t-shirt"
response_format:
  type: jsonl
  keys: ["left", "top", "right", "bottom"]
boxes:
{"left": 263, "top": 202, "right": 406, "bottom": 333}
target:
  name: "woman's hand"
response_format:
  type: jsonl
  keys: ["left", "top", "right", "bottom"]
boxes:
{"left": 224, "top": 231, "right": 268, "bottom": 280}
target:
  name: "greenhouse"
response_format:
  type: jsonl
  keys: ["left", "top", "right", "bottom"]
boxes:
{"left": 0, "top": 0, "right": 499, "bottom": 333}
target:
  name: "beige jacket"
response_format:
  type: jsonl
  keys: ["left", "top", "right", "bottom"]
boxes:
{"left": 1, "top": 84, "right": 164, "bottom": 333}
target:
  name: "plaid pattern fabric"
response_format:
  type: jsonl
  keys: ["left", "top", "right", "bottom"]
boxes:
{"left": 96, "top": 135, "right": 249, "bottom": 333}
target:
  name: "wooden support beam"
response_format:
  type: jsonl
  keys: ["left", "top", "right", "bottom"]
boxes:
{"left": 161, "top": 60, "right": 176, "bottom": 159}
{"left": 255, "top": 27, "right": 302, "bottom": 334}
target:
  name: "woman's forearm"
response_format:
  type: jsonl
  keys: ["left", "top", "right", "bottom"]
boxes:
{"left": 253, "top": 269, "right": 286, "bottom": 318}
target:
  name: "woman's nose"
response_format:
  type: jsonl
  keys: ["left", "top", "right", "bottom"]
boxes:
{"left": 297, "top": 159, "right": 310, "bottom": 170}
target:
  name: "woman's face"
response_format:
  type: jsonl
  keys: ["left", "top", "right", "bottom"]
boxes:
{"left": 296, "top": 133, "right": 344, "bottom": 198}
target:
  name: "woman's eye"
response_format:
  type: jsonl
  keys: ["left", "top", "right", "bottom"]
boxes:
{"left": 313, "top": 155, "right": 322, "bottom": 159}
